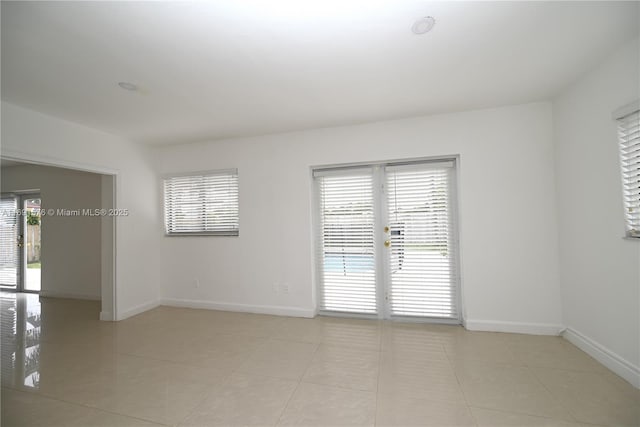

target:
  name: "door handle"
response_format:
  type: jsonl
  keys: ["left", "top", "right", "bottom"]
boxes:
{"left": 384, "top": 240, "right": 391, "bottom": 247}
{"left": 384, "top": 226, "right": 390, "bottom": 233}
{"left": 17, "top": 235, "right": 23, "bottom": 248}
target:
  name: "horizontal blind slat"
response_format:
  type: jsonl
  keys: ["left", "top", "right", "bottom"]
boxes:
{"left": 618, "top": 110, "right": 640, "bottom": 236}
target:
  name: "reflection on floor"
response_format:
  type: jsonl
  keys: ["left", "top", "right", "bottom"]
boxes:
{"left": 1, "top": 293, "right": 41, "bottom": 389}
{"left": 1, "top": 292, "right": 638, "bottom": 426}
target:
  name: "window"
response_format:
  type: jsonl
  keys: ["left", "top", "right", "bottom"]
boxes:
{"left": 163, "top": 169, "right": 239, "bottom": 236}
{"left": 615, "top": 103, "right": 640, "bottom": 238}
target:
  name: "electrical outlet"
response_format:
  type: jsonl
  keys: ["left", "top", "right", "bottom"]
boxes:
{"left": 194, "top": 278, "right": 200, "bottom": 288}
{"left": 282, "top": 283, "right": 289, "bottom": 294}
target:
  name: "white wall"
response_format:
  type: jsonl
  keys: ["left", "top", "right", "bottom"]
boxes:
{"left": 154, "top": 102, "right": 564, "bottom": 333}
{"left": 1, "top": 164, "right": 102, "bottom": 299}
{"left": 553, "top": 37, "right": 640, "bottom": 386}
{"left": 1, "top": 102, "right": 162, "bottom": 320}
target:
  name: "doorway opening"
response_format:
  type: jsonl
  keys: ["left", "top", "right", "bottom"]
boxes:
{"left": 0, "top": 158, "right": 116, "bottom": 321}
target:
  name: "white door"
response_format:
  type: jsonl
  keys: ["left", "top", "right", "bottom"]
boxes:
{"left": 315, "top": 160, "right": 460, "bottom": 321}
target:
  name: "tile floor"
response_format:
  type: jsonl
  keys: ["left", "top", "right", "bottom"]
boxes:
{"left": 1, "top": 293, "right": 638, "bottom": 426}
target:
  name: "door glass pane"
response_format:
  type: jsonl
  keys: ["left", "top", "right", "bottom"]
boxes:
{"left": 318, "top": 172, "right": 377, "bottom": 314}
{"left": 385, "top": 166, "right": 458, "bottom": 319}
{"left": 0, "top": 197, "right": 19, "bottom": 289}
{"left": 24, "top": 198, "right": 41, "bottom": 292}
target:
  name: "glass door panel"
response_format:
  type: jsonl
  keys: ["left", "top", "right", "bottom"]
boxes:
{"left": 317, "top": 170, "right": 377, "bottom": 315}
{"left": 0, "top": 196, "right": 19, "bottom": 289}
{"left": 384, "top": 164, "right": 458, "bottom": 320}
{"left": 23, "top": 198, "right": 41, "bottom": 292}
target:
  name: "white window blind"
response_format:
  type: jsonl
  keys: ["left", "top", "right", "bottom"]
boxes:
{"left": 385, "top": 164, "right": 458, "bottom": 319}
{"left": 617, "top": 109, "right": 640, "bottom": 238}
{"left": 315, "top": 170, "right": 377, "bottom": 314}
{"left": 163, "top": 170, "right": 239, "bottom": 236}
{"left": 0, "top": 197, "right": 18, "bottom": 286}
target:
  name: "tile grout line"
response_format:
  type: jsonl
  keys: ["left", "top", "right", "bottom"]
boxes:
{"left": 172, "top": 326, "right": 274, "bottom": 426}
{"left": 506, "top": 339, "right": 581, "bottom": 422}
{"left": 373, "top": 325, "right": 383, "bottom": 427}
{"left": 526, "top": 363, "right": 581, "bottom": 424}
{"left": 172, "top": 375, "right": 228, "bottom": 426}
{"left": 1, "top": 386, "right": 171, "bottom": 426}
{"left": 443, "top": 342, "right": 479, "bottom": 427}
{"left": 465, "top": 403, "right": 609, "bottom": 427}
{"left": 273, "top": 341, "right": 321, "bottom": 426}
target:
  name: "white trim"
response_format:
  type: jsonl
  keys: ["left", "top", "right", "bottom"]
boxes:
{"left": 160, "top": 298, "right": 316, "bottom": 318}
{"left": 99, "top": 311, "right": 113, "bottom": 321}
{"left": 311, "top": 154, "right": 459, "bottom": 176}
{"left": 1, "top": 149, "right": 120, "bottom": 176}
{"left": 563, "top": 327, "right": 640, "bottom": 389}
{"left": 313, "top": 166, "right": 373, "bottom": 178}
{"left": 612, "top": 100, "right": 640, "bottom": 120}
{"left": 385, "top": 161, "right": 454, "bottom": 172}
{"left": 161, "top": 168, "right": 238, "bottom": 179}
{"left": 464, "top": 319, "right": 564, "bottom": 335}
{"left": 310, "top": 167, "right": 322, "bottom": 316}
{"left": 39, "top": 290, "right": 100, "bottom": 301}
{"left": 117, "top": 299, "right": 160, "bottom": 321}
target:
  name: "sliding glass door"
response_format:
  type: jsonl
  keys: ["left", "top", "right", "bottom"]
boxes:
{"left": 315, "top": 160, "right": 460, "bottom": 321}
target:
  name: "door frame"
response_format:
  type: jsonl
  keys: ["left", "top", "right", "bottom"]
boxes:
{"left": 18, "top": 192, "right": 41, "bottom": 293}
{"left": 311, "top": 155, "right": 464, "bottom": 324}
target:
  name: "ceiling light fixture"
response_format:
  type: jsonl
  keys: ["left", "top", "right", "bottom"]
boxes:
{"left": 411, "top": 16, "right": 435, "bottom": 35}
{"left": 118, "top": 82, "right": 138, "bottom": 91}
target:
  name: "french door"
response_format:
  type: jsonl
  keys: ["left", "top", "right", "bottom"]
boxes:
{"left": 0, "top": 194, "right": 42, "bottom": 292}
{"left": 314, "top": 159, "right": 460, "bottom": 321}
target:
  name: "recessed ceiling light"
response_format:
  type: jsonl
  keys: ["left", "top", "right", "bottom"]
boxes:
{"left": 412, "top": 16, "right": 435, "bottom": 35}
{"left": 118, "top": 82, "right": 138, "bottom": 91}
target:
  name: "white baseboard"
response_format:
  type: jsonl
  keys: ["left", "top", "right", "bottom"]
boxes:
{"left": 39, "top": 290, "right": 100, "bottom": 301}
{"left": 464, "top": 319, "right": 564, "bottom": 336}
{"left": 563, "top": 327, "right": 640, "bottom": 389}
{"left": 117, "top": 299, "right": 160, "bottom": 321}
{"left": 99, "top": 311, "right": 113, "bottom": 321}
{"left": 160, "top": 298, "right": 316, "bottom": 318}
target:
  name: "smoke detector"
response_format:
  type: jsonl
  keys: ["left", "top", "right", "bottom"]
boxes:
{"left": 412, "top": 16, "right": 436, "bottom": 35}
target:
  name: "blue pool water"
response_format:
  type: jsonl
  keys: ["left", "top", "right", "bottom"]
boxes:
{"left": 324, "top": 253, "right": 375, "bottom": 273}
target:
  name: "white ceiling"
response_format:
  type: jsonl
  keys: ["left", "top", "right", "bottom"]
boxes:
{"left": 2, "top": 1, "right": 638, "bottom": 146}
